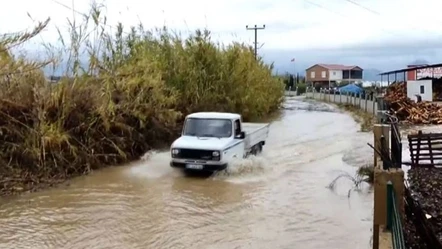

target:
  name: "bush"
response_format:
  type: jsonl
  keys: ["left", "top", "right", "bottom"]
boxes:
{"left": 0, "top": 5, "right": 284, "bottom": 195}
{"left": 296, "top": 83, "right": 307, "bottom": 95}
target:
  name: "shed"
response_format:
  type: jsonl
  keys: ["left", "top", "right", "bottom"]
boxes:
{"left": 339, "top": 83, "right": 364, "bottom": 95}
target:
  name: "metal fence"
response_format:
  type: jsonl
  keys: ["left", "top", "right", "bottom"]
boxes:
{"left": 390, "top": 121, "right": 402, "bottom": 168}
{"left": 386, "top": 181, "right": 406, "bottom": 249}
{"left": 377, "top": 102, "right": 406, "bottom": 247}
{"left": 378, "top": 101, "right": 402, "bottom": 170}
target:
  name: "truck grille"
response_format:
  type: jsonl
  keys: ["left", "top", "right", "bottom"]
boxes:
{"left": 178, "top": 149, "right": 214, "bottom": 160}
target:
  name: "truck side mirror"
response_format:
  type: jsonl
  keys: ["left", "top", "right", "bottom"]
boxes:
{"left": 236, "top": 131, "right": 245, "bottom": 139}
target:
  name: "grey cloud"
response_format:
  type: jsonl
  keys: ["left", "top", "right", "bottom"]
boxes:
{"left": 262, "top": 37, "right": 442, "bottom": 78}
{"left": 213, "top": 21, "right": 319, "bottom": 37}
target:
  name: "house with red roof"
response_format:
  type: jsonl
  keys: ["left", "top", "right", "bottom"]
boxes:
{"left": 305, "top": 63, "right": 364, "bottom": 88}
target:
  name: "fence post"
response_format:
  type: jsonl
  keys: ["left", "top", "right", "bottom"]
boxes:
{"left": 373, "top": 96, "right": 376, "bottom": 116}
{"left": 339, "top": 91, "right": 342, "bottom": 103}
{"left": 374, "top": 124, "right": 390, "bottom": 168}
{"left": 373, "top": 168, "right": 405, "bottom": 249}
{"left": 386, "top": 181, "right": 393, "bottom": 230}
{"left": 365, "top": 94, "right": 368, "bottom": 112}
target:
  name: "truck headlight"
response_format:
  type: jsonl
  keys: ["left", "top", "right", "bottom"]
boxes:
{"left": 171, "top": 149, "right": 180, "bottom": 157}
{"left": 212, "top": 151, "right": 220, "bottom": 161}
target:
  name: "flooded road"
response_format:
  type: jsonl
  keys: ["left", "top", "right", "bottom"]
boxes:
{"left": 0, "top": 97, "right": 374, "bottom": 249}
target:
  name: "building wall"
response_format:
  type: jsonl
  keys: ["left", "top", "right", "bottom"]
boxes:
{"left": 407, "top": 80, "right": 433, "bottom": 101}
{"left": 329, "top": 70, "right": 343, "bottom": 80}
{"left": 306, "top": 65, "right": 329, "bottom": 82}
{"left": 407, "top": 67, "right": 416, "bottom": 81}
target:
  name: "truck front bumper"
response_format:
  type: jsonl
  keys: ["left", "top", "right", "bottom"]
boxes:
{"left": 170, "top": 161, "right": 228, "bottom": 172}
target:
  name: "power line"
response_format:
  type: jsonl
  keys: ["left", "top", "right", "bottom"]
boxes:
{"left": 302, "top": 0, "right": 404, "bottom": 38}
{"left": 342, "top": 0, "right": 439, "bottom": 34}
{"left": 246, "top": 24, "right": 265, "bottom": 60}
{"left": 343, "top": 0, "right": 380, "bottom": 15}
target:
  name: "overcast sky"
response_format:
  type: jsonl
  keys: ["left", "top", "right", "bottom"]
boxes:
{"left": 1, "top": 0, "right": 442, "bottom": 74}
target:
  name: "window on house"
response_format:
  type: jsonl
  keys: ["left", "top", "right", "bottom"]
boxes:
{"left": 311, "top": 71, "right": 315, "bottom": 78}
{"left": 333, "top": 72, "right": 336, "bottom": 75}
{"left": 420, "top": 85, "right": 425, "bottom": 94}
{"left": 321, "top": 71, "right": 326, "bottom": 78}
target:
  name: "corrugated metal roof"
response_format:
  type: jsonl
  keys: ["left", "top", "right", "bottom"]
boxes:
{"left": 380, "top": 63, "right": 442, "bottom": 76}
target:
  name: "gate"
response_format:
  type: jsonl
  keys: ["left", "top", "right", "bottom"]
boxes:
{"left": 407, "top": 131, "right": 442, "bottom": 167}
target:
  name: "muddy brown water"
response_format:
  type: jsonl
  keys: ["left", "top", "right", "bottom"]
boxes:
{"left": 0, "top": 97, "right": 375, "bottom": 249}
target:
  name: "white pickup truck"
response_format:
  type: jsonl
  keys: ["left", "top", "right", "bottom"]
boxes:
{"left": 169, "top": 112, "right": 270, "bottom": 172}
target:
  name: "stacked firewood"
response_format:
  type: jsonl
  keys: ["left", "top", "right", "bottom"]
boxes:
{"left": 384, "top": 82, "right": 442, "bottom": 124}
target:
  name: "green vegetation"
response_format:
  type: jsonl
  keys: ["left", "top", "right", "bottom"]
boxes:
{"left": 0, "top": 4, "right": 284, "bottom": 196}
{"left": 328, "top": 164, "right": 374, "bottom": 198}
{"left": 296, "top": 83, "right": 307, "bottom": 95}
{"left": 357, "top": 164, "right": 374, "bottom": 184}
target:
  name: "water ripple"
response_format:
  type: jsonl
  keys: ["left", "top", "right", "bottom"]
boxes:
{"left": 0, "top": 98, "right": 372, "bottom": 249}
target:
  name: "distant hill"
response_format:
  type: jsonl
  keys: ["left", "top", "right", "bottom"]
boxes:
{"left": 42, "top": 56, "right": 386, "bottom": 82}
{"left": 362, "top": 68, "right": 382, "bottom": 81}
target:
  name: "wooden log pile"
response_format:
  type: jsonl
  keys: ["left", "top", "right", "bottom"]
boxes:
{"left": 385, "top": 82, "right": 442, "bottom": 124}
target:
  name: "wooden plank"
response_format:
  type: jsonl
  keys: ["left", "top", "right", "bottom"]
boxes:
{"left": 408, "top": 133, "right": 442, "bottom": 140}
{"left": 410, "top": 146, "right": 442, "bottom": 151}
{"left": 409, "top": 137, "right": 415, "bottom": 166}
{"left": 417, "top": 131, "right": 422, "bottom": 166}
{"left": 409, "top": 140, "right": 442, "bottom": 145}
{"left": 409, "top": 152, "right": 442, "bottom": 156}
{"left": 410, "top": 163, "right": 442, "bottom": 168}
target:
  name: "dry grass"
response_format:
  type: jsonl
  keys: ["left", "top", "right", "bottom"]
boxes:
{"left": 0, "top": 4, "right": 284, "bottom": 196}
{"left": 336, "top": 103, "right": 375, "bottom": 132}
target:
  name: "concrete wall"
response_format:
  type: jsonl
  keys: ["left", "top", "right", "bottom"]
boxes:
{"left": 305, "top": 91, "right": 379, "bottom": 116}
{"left": 407, "top": 80, "right": 432, "bottom": 101}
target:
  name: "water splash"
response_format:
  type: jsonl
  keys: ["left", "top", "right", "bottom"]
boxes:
{"left": 127, "top": 151, "right": 181, "bottom": 179}
{"left": 212, "top": 155, "right": 272, "bottom": 183}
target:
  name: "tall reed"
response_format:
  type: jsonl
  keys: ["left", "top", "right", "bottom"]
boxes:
{"left": 0, "top": 4, "right": 284, "bottom": 195}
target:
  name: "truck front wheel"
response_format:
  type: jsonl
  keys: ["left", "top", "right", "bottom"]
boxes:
{"left": 251, "top": 143, "right": 263, "bottom": 156}
{"left": 257, "top": 143, "right": 263, "bottom": 154}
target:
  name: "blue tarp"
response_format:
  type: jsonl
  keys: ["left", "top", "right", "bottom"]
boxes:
{"left": 339, "top": 83, "right": 364, "bottom": 95}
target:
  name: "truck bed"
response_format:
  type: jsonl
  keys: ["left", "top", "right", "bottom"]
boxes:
{"left": 242, "top": 122, "right": 270, "bottom": 150}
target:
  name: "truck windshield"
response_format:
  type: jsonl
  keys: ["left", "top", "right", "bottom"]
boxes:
{"left": 183, "top": 118, "right": 232, "bottom": 138}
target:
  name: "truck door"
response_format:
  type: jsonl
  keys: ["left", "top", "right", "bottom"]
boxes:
{"left": 231, "top": 119, "right": 245, "bottom": 159}
{"left": 234, "top": 119, "right": 241, "bottom": 137}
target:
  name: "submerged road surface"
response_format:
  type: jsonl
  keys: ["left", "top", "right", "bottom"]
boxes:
{"left": 0, "top": 97, "right": 375, "bottom": 249}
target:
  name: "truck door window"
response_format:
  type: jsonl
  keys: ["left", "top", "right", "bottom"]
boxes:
{"left": 234, "top": 119, "right": 241, "bottom": 135}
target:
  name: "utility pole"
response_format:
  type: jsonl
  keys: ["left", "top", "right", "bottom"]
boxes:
{"left": 246, "top": 24, "right": 265, "bottom": 60}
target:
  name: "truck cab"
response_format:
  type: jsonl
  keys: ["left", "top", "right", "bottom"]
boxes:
{"left": 169, "top": 112, "right": 269, "bottom": 173}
